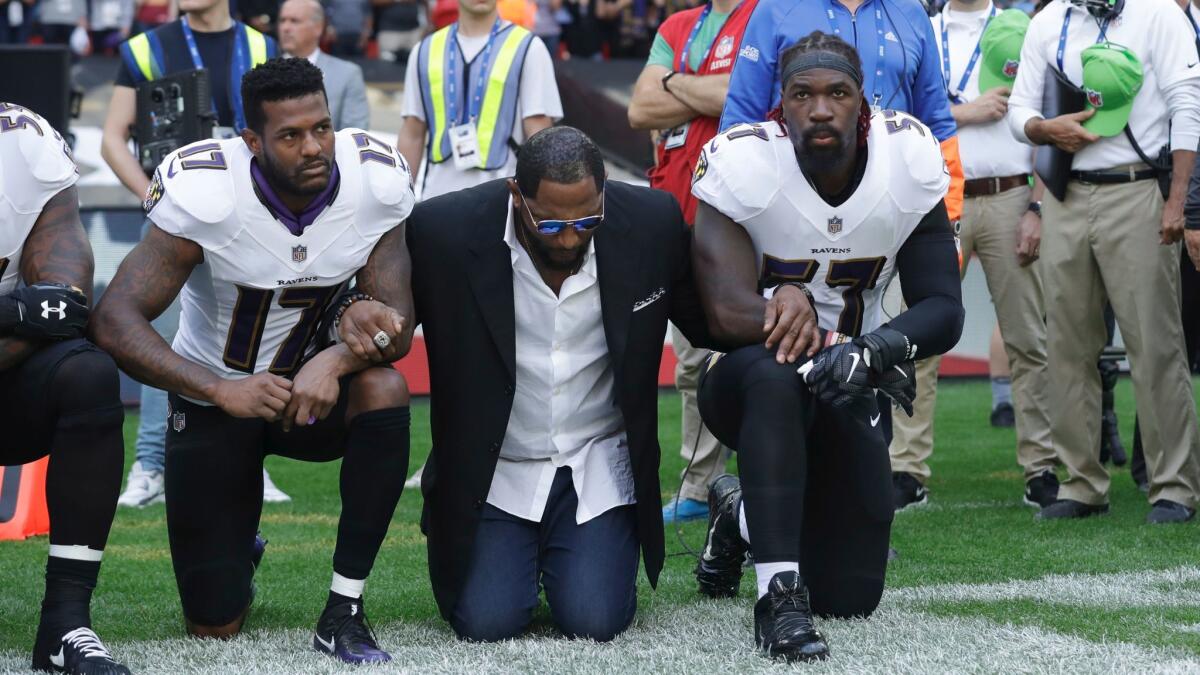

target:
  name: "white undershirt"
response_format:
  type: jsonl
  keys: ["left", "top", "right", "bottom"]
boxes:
{"left": 485, "top": 197, "right": 635, "bottom": 524}
{"left": 1008, "top": 0, "right": 1200, "bottom": 171}
{"left": 401, "top": 25, "right": 563, "bottom": 201}
{"left": 933, "top": 2, "right": 1033, "bottom": 179}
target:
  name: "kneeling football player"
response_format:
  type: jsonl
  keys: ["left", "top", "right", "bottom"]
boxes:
{"left": 0, "top": 103, "right": 129, "bottom": 673}
{"left": 92, "top": 59, "right": 416, "bottom": 663}
{"left": 689, "top": 33, "right": 964, "bottom": 661}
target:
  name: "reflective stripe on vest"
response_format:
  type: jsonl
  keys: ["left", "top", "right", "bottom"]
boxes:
{"left": 121, "top": 23, "right": 271, "bottom": 85}
{"left": 419, "top": 23, "right": 533, "bottom": 170}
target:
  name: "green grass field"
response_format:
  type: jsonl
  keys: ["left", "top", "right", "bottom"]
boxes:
{"left": 1, "top": 379, "right": 1199, "bottom": 673}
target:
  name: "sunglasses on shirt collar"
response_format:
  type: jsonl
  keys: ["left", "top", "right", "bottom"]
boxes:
{"left": 518, "top": 188, "right": 606, "bottom": 235}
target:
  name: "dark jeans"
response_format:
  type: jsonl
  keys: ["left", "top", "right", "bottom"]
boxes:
{"left": 450, "top": 467, "right": 638, "bottom": 642}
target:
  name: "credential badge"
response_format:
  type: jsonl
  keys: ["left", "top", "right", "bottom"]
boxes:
{"left": 292, "top": 245, "right": 307, "bottom": 263}
{"left": 828, "top": 216, "right": 843, "bottom": 235}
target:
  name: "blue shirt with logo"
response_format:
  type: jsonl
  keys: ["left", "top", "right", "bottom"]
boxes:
{"left": 719, "top": 0, "right": 957, "bottom": 142}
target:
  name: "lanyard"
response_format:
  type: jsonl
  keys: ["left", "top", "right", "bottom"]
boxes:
{"left": 1188, "top": 5, "right": 1200, "bottom": 53}
{"left": 677, "top": 2, "right": 713, "bottom": 73}
{"left": 940, "top": 5, "right": 995, "bottom": 103}
{"left": 181, "top": 16, "right": 246, "bottom": 126}
{"left": 1056, "top": 8, "right": 1111, "bottom": 73}
{"left": 826, "top": 1, "right": 885, "bottom": 108}
{"left": 446, "top": 18, "right": 502, "bottom": 126}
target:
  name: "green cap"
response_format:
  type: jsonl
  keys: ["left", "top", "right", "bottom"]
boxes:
{"left": 1081, "top": 43, "right": 1144, "bottom": 137}
{"left": 978, "top": 9, "right": 1030, "bottom": 95}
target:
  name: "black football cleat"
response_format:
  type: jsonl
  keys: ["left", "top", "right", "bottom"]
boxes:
{"left": 892, "top": 472, "right": 928, "bottom": 511}
{"left": 695, "top": 474, "right": 748, "bottom": 599}
{"left": 754, "top": 572, "right": 829, "bottom": 662}
{"left": 1146, "top": 500, "right": 1196, "bottom": 524}
{"left": 1036, "top": 499, "right": 1109, "bottom": 520}
{"left": 32, "top": 626, "right": 130, "bottom": 674}
{"left": 313, "top": 597, "right": 391, "bottom": 664}
{"left": 989, "top": 402, "right": 1015, "bottom": 428}
{"left": 1023, "top": 471, "right": 1059, "bottom": 509}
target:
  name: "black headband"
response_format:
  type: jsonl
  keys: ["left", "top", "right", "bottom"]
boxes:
{"left": 780, "top": 51, "right": 863, "bottom": 89}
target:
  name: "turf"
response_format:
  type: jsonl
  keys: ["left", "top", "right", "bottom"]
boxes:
{"left": 1, "top": 379, "right": 1198, "bottom": 672}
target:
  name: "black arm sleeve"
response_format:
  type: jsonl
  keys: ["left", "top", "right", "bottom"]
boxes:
{"left": 885, "top": 201, "right": 965, "bottom": 359}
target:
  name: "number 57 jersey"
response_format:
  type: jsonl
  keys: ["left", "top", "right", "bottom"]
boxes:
{"left": 145, "top": 129, "right": 415, "bottom": 380}
{"left": 691, "top": 112, "right": 949, "bottom": 337}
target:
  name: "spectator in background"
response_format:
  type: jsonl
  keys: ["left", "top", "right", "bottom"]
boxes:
{"left": 133, "top": 0, "right": 174, "bottom": 33}
{"left": 88, "top": 0, "right": 134, "bottom": 54}
{"left": 279, "top": 0, "right": 370, "bottom": 129}
{"left": 430, "top": 0, "right": 458, "bottom": 29}
{"left": 562, "top": 0, "right": 605, "bottom": 58}
{"left": 497, "top": 0, "right": 534, "bottom": 27}
{"left": 323, "top": 0, "right": 370, "bottom": 55}
{"left": 373, "top": 0, "right": 423, "bottom": 63}
{"left": 237, "top": 0, "right": 280, "bottom": 35}
{"left": 604, "top": 0, "right": 662, "bottom": 59}
{"left": 1, "top": 0, "right": 37, "bottom": 42}
{"left": 101, "top": 0, "right": 289, "bottom": 506}
{"left": 37, "top": 0, "right": 87, "bottom": 45}
{"left": 397, "top": 0, "right": 560, "bottom": 200}
{"left": 532, "top": 0, "right": 560, "bottom": 57}
{"left": 1009, "top": 0, "right": 1200, "bottom": 523}
{"left": 628, "top": 0, "right": 757, "bottom": 523}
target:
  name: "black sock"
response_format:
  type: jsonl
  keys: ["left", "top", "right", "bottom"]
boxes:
{"left": 40, "top": 557, "right": 99, "bottom": 633}
{"left": 333, "top": 407, "right": 410, "bottom": 581}
{"left": 325, "top": 590, "right": 359, "bottom": 611}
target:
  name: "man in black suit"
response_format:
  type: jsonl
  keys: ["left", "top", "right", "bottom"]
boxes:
{"left": 373, "top": 126, "right": 815, "bottom": 642}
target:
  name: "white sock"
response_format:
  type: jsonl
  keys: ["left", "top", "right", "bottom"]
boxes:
{"left": 754, "top": 562, "right": 800, "bottom": 599}
{"left": 48, "top": 545, "right": 104, "bottom": 562}
{"left": 738, "top": 502, "right": 751, "bottom": 545}
{"left": 331, "top": 572, "right": 365, "bottom": 599}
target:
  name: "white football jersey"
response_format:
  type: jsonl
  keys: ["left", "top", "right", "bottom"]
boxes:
{"left": 691, "top": 112, "right": 949, "bottom": 336}
{"left": 0, "top": 103, "right": 78, "bottom": 295}
{"left": 146, "top": 128, "right": 415, "bottom": 380}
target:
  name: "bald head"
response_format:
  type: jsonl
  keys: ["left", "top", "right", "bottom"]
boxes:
{"left": 278, "top": 0, "right": 325, "bottom": 57}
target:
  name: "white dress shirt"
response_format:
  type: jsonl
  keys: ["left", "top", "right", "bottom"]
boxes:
{"left": 932, "top": 2, "right": 1032, "bottom": 180}
{"left": 1007, "top": 0, "right": 1200, "bottom": 171}
{"left": 485, "top": 197, "right": 636, "bottom": 525}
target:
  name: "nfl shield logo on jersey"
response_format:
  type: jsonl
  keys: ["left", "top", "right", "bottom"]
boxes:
{"left": 292, "top": 245, "right": 307, "bottom": 263}
{"left": 172, "top": 411, "right": 186, "bottom": 432}
{"left": 828, "top": 216, "right": 843, "bottom": 235}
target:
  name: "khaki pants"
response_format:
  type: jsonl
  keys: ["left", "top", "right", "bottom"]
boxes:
{"left": 1043, "top": 177, "right": 1200, "bottom": 507}
{"left": 672, "top": 325, "right": 730, "bottom": 502}
{"left": 890, "top": 185, "right": 1056, "bottom": 482}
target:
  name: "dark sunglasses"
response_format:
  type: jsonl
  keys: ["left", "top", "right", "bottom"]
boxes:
{"left": 518, "top": 189, "right": 605, "bottom": 235}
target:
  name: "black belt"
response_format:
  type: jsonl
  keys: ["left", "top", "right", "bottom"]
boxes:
{"left": 1069, "top": 167, "right": 1157, "bottom": 184}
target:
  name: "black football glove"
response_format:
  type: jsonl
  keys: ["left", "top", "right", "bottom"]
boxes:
{"left": 855, "top": 325, "right": 916, "bottom": 374}
{"left": 873, "top": 360, "right": 916, "bottom": 417}
{"left": 799, "top": 341, "right": 874, "bottom": 408}
{"left": 0, "top": 282, "right": 89, "bottom": 340}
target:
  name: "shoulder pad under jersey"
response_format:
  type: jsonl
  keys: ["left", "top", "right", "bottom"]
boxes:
{"left": 690, "top": 121, "right": 785, "bottom": 222}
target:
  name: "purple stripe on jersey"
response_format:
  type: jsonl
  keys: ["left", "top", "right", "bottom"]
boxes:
{"left": 250, "top": 158, "right": 340, "bottom": 236}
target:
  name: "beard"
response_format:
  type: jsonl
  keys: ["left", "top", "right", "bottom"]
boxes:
{"left": 261, "top": 147, "right": 330, "bottom": 197}
{"left": 515, "top": 212, "right": 588, "bottom": 272}
{"left": 797, "top": 124, "right": 848, "bottom": 171}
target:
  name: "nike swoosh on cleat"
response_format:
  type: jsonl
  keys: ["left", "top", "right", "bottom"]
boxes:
{"left": 870, "top": 413, "right": 881, "bottom": 427}
{"left": 847, "top": 353, "right": 861, "bottom": 382}
{"left": 315, "top": 633, "right": 336, "bottom": 652}
{"left": 50, "top": 647, "right": 65, "bottom": 668}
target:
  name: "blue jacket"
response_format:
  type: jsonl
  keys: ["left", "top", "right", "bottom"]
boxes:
{"left": 719, "top": 0, "right": 957, "bottom": 142}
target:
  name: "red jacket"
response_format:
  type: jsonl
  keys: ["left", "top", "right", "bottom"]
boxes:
{"left": 646, "top": 0, "right": 757, "bottom": 225}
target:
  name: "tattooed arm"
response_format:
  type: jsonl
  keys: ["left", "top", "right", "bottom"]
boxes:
{"left": 0, "top": 186, "right": 93, "bottom": 372}
{"left": 338, "top": 222, "right": 415, "bottom": 362}
{"left": 90, "top": 225, "right": 217, "bottom": 399}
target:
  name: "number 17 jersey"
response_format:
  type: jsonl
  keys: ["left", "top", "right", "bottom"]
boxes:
{"left": 691, "top": 112, "right": 949, "bottom": 336}
{"left": 145, "top": 129, "right": 415, "bottom": 381}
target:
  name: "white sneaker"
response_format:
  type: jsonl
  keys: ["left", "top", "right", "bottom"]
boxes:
{"left": 403, "top": 465, "right": 423, "bottom": 490}
{"left": 262, "top": 468, "right": 291, "bottom": 503}
{"left": 117, "top": 461, "right": 165, "bottom": 507}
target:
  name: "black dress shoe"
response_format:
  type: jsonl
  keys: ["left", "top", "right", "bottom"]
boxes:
{"left": 1023, "top": 471, "right": 1059, "bottom": 509}
{"left": 1036, "top": 499, "right": 1109, "bottom": 520}
{"left": 989, "top": 403, "right": 1015, "bottom": 428}
{"left": 1146, "top": 500, "right": 1196, "bottom": 524}
{"left": 754, "top": 572, "right": 830, "bottom": 662}
{"left": 892, "top": 472, "right": 928, "bottom": 511}
{"left": 695, "top": 474, "right": 748, "bottom": 598}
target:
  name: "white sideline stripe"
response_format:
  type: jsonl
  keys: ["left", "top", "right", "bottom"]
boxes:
{"left": 48, "top": 545, "right": 104, "bottom": 562}
{"left": 2, "top": 568, "right": 1197, "bottom": 674}
{"left": 895, "top": 566, "right": 1200, "bottom": 609}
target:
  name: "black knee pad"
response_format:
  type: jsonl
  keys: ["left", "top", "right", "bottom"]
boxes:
{"left": 49, "top": 345, "right": 121, "bottom": 417}
{"left": 178, "top": 560, "right": 254, "bottom": 627}
{"left": 741, "top": 352, "right": 808, "bottom": 394}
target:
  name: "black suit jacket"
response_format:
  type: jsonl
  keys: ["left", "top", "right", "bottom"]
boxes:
{"left": 408, "top": 179, "right": 716, "bottom": 618}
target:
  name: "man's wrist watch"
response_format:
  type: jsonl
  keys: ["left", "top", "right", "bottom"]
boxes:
{"left": 661, "top": 71, "right": 676, "bottom": 92}
{"left": 1027, "top": 201, "right": 1042, "bottom": 217}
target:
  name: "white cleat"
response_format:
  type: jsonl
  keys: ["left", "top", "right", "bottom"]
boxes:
{"left": 117, "top": 461, "right": 165, "bottom": 507}
{"left": 262, "top": 468, "right": 292, "bottom": 503}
